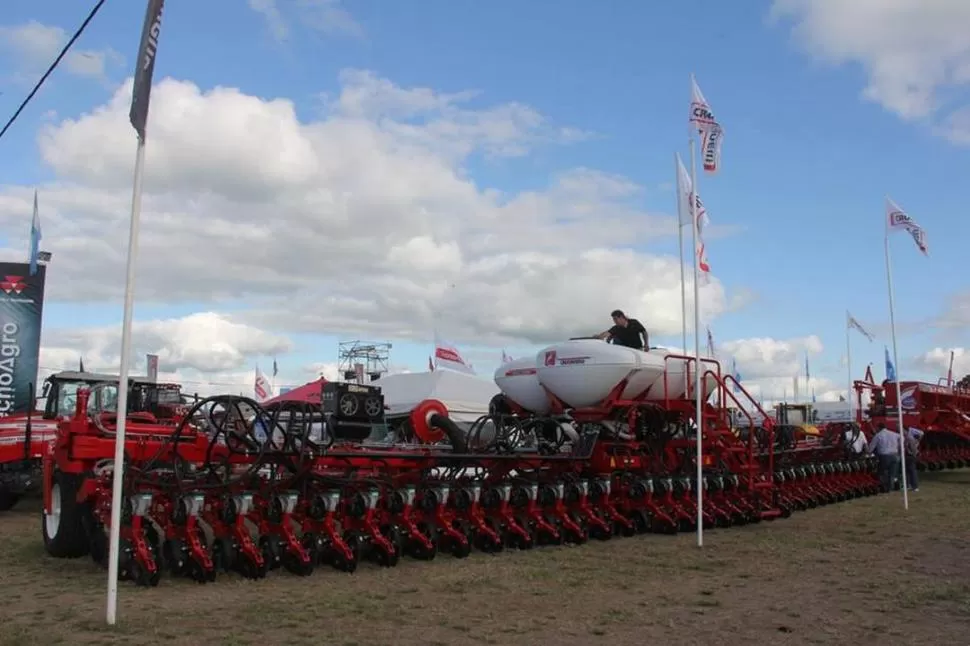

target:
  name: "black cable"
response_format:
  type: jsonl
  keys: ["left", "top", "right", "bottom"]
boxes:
{"left": 0, "top": 0, "right": 108, "bottom": 143}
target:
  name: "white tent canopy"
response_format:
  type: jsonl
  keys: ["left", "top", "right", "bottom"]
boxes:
{"left": 377, "top": 369, "right": 499, "bottom": 423}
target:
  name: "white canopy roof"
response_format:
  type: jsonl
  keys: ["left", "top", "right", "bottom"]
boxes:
{"left": 377, "top": 369, "right": 499, "bottom": 423}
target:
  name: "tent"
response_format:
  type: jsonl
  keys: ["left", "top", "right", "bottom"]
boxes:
{"left": 376, "top": 370, "right": 499, "bottom": 423}
{"left": 263, "top": 378, "right": 326, "bottom": 406}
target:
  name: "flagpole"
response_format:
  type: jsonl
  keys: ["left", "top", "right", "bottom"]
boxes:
{"left": 105, "top": 133, "right": 145, "bottom": 627}
{"left": 675, "top": 154, "right": 688, "bottom": 359}
{"left": 106, "top": 0, "right": 164, "bottom": 626}
{"left": 845, "top": 311, "right": 854, "bottom": 422}
{"left": 884, "top": 216, "right": 909, "bottom": 510}
{"left": 688, "top": 135, "right": 703, "bottom": 548}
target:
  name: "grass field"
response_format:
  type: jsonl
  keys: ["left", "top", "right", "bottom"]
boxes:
{"left": 1, "top": 471, "right": 969, "bottom": 646}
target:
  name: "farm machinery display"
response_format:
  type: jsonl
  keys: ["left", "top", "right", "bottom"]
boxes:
{"left": 40, "top": 340, "right": 882, "bottom": 587}
{"left": 855, "top": 372, "right": 970, "bottom": 470}
{"left": 0, "top": 371, "right": 188, "bottom": 511}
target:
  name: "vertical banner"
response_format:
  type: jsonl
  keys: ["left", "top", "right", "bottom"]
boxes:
{"left": 0, "top": 263, "right": 47, "bottom": 416}
{"left": 146, "top": 353, "right": 158, "bottom": 382}
{"left": 129, "top": 0, "right": 165, "bottom": 141}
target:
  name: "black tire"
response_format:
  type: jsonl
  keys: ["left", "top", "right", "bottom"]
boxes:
{"left": 42, "top": 471, "right": 90, "bottom": 558}
{"left": 0, "top": 489, "right": 21, "bottom": 511}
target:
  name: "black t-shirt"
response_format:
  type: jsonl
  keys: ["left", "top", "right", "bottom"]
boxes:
{"left": 609, "top": 318, "right": 647, "bottom": 349}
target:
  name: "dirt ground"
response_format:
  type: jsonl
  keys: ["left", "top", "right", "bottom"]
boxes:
{"left": 0, "top": 472, "right": 968, "bottom": 646}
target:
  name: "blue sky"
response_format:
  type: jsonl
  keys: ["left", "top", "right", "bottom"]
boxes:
{"left": 0, "top": 0, "right": 966, "bottom": 397}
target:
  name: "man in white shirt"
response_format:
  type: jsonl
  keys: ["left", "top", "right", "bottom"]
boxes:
{"left": 867, "top": 423, "right": 900, "bottom": 492}
{"left": 844, "top": 425, "right": 867, "bottom": 455}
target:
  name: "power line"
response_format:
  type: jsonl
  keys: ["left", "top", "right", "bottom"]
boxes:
{"left": 0, "top": 0, "right": 108, "bottom": 143}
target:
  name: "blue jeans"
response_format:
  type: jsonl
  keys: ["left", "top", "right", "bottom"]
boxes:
{"left": 877, "top": 454, "right": 900, "bottom": 492}
{"left": 904, "top": 454, "right": 919, "bottom": 490}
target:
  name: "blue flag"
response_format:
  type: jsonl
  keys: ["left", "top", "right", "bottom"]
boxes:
{"left": 731, "top": 358, "right": 741, "bottom": 392}
{"left": 885, "top": 346, "right": 896, "bottom": 381}
{"left": 29, "top": 190, "right": 41, "bottom": 276}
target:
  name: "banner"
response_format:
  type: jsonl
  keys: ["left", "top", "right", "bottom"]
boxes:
{"left": 146, "top": 353, "right": 159, "bottom": 382}
{"left": 129, "top": 0, "right": 165, "bottom": 140}
{"left": 0, "top": 263, "right": 47, "bottom": 416}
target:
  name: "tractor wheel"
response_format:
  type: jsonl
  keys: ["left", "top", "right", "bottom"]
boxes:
{"left": 0, "top": 489, "right": 21, "bottom": 511}
{"left": 42, "top": 471, "right": 90, "bottom": 558}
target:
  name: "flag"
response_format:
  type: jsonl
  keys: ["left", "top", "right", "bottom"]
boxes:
{"left": 884, "top": 347, "right": 896, "bottom": 382}
{"left": 29, "top": 190, "right": 41, "bottom": 276}
{"left": 886, "top": 197, "right": 928, "bottom": 256}
{"left": 838, "top": 394, "right": 846, "bottom": 402}
{"left": 501, "top": 350, "right": 513, "bottom": 364}
{"left": 847, "top": 311, "right": 875, "bottom": 341}
{"left": 706, "top": 327, "right": 715, "bottom": 358}
{"left": 731, "top": 357, "right": 741, "bottom": 393}
{"left": 805, "top": 354, "right": 810, "bottom": 382}
{"left": 79, "top": 357, "right": 85, "bottom": 372}
{"left": 688, "top": 75, "right": 724, "bottom": 173}
{"left": 812, "top": 388, "right": 816, "bottom": 403}
{"left": 433, "top": 332, "right": 475, "bottom": 375}
{"left": 254, "top": 365, "right": 272, "bottom": 402}
{"left": 272, "top": 358, "right": 278, "bottom": 378}
{"left": 428, "top": 356, "right": 434, "bottom": 372}
{"left": 675, "top": 153, "right": 712, "bottom": 278}
{"left": 129, "top": 0, "right": 166, "bottom": 140}
{"left": 947, "top": 350, "right": 955, "bottom": 386}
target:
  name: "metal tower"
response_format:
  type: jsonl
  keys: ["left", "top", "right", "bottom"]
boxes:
{"left": 337, "top": 340, "right": 392, "bottom": 383}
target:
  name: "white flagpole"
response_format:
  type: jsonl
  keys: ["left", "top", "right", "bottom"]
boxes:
{"left": 675, "top": 154, "right": 688, "bottom": 358}
{"left": 884, "top": 217, "right": 909, "bottom": 509}
{"left": 688, "top": 136, "right": 703, "bottom": 547}
{"left": 106, "top": 136, "right": 145, "bottom": 627}
{"left": 845, "top": 311, "right": 854, "bottom": 422}
{"left": 107, "top": 0, "right": 164, "bottom": 626}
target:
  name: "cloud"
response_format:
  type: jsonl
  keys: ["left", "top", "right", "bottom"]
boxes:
{"left": 718, "top": 335, "right": 837, "bottom": 402}
{"left": 0, "top": 69, "right": 741, "bottom": 348}
{"left": 41, "top": 312, "right": 291, "bottom": 375}
{"left": 912, "top": 346, "right": 968, "bottom": 381}
{"left": 249, "top": 0, "right": 364, "bottom": 42}
{"left": 770, "top": 0, "right": 970, "bottom": 143}
{"left": 0, "top": 21, "right": 124, "bottom": 83}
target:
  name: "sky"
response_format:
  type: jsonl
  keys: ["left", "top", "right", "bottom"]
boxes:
{"left": 0, "top": 0, "right": 967, "bottom": 403}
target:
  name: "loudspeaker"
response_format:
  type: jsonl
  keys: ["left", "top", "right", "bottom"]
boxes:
{"left": 321, "top": 382, "right": 385, "bottom": 441}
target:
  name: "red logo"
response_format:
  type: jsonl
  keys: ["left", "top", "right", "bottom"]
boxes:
{"left": 435, "top": 347, "right": 465, "bottom": 365}
{"left": 0, "top": 276, "right": 26, "bottom": 295}
{"left": 544, "top": 350, "right": 556, "bottom": 366}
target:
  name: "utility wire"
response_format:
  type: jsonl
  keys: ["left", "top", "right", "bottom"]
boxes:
{"left": 0, "top": 0, "right": 108, "bottom": 143}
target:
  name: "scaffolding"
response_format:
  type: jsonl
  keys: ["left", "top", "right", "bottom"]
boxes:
{"left": 337, "top": 340, "right": 392, "bottom": 383}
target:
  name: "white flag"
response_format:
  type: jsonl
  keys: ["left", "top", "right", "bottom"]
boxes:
{"left": 689, "top": 75, "right": 724, "bottom": 174}
{"left": 886, "top": 197, "right": 928, "bottom": 256}
{"left": 675, "top": 153, "right": 711, "bottom": 277}
{"left": 846, "top": 311, "right": 875, "bottom": 341}
{"left": 433, "top": 332, "right": 476, "bottom": 375}
{"left": 254, "top": 365, "right": 273, "bottom": 402}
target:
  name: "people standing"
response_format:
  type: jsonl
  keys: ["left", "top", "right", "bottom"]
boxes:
{"left": 903, "top": 426, "right": 923, "bottom": 492}
{"left": 867, "top": 423, "right": 901, "bottom": 492}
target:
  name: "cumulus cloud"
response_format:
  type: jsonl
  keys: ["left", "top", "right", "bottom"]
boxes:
{"left": 912, "top": 347, "right": 969, "bottom": 381}
{"left": 0, "top": 21, "right": 123, "bottom": 83}
{"left": 770, "top": 0, "right": 970, "bottom": 143}
{"left": 0, "top": 69, "right": 736, "bottom": 348}
{"left": 41, "top": 313, "right": 291, "bottom": 374}
{"left": 718, "top": 335, "right": 838, "bottom": 403}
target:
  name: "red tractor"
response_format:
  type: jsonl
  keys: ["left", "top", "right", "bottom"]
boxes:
{"left": 0, "top": 371, "right": 189, "bottom": 512}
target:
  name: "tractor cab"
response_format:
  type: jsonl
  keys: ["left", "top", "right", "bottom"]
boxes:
{"left": 39, "top": 371, "right": 186, "bottom": 421}
{"left": 774, "top": 403, "right": 821, "bottom": 436}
